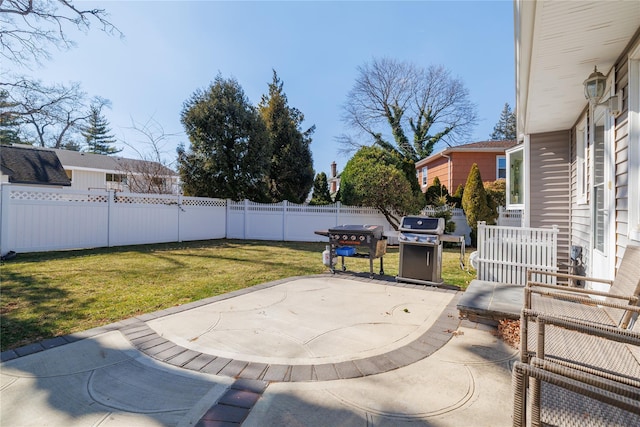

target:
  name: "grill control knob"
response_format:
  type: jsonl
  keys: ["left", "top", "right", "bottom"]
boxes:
{"left": 342, "top": 235, "right": 348, "bottom": 240}
{"left": 359, "top": 235, "right": 365, "bottom": 241}
{"left": 350, "top": 235, "right": 356, "bottom": 241}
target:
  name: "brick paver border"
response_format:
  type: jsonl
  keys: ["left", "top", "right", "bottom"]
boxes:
{"left": 1, "top": 274, "right": 462, "bottom": 382}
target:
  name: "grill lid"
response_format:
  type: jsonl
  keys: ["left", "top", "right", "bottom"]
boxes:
{"left": 329, "top": 224, "right": 383, "bottom": 233}
{"left": 328, "top": 224, "right": 384, "bottom": 240}
{"left": 398, "top": 216, "right": 445, "bottom": 234}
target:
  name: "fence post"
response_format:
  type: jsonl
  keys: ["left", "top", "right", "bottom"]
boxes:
{"left": 177, "top": 194, "right": 183, "bottom": 243}
{"left": 107, "top": 190, "right": 115, "bottom": 247}
{"left": 282, "top": 200, "right": 288, "bottom": 241}
{"left": 477, "top": 221, "right": 486, "bottom": 280}
{"left": 336, "top": 201, "right": 341, "bottom": 226}
{"left": 0, "top": 184, "right": 11, "bottom": 256}
{"left": 224, "top": 199, "right": 231, "bottom": 239}
{"left": 243, "top": 199, "right": 249, "bottom": 239}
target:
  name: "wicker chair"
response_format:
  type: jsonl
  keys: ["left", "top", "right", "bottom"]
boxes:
{"left": 513, "top": 245, "right": 640, "bottom": 427}
{"left": 513, "top": 317, "right": 640, "bottom": 426}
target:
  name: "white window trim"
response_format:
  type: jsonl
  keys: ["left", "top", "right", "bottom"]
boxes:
{"left": 576, "top": 117, "right": 588, "bottom": 205}
{"left": 496, "top": 155, "right": 506, "bottom": 180}
{"left": 421, "top": 167, "right": 428, "bottom": 187}
{"left": 629, "top": 44, "right": 640, "bottom": 242}
{"left": 506, "top": 143, "right": 526, "bottom": 211}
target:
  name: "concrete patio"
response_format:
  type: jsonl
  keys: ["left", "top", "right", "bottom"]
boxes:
{"left": 1, "top": 275, "right": 517, "bottom": 426}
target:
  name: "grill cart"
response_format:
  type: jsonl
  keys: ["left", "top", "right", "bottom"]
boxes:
{"left": 317, "top": 224, "right": 387, "bottom": 278}
{"left": 396, "top": 216, "right": 445, "bottom": 286}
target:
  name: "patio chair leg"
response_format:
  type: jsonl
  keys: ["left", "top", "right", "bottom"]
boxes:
{"left": 531, "top": 375, "right": 541, "bottom": 427}
{"left": 512, "top": 363, "right": 528, "bottom": 427}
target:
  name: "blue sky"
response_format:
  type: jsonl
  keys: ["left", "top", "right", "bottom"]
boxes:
{"left": 29, "top": 0, "right": 515, "bottom": 177}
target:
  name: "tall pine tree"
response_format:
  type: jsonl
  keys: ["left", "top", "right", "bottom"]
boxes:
{"left": 490, "top": 102, "right": 516, "bottom": 140}
{"left": 179, "top": 75, "right": 272, "bottom": 201}
{"left": 258, "top": 70, "right": 315, "bottom": 204}
{"left": 82, "top": 105, "right": 120, "bottom": 154}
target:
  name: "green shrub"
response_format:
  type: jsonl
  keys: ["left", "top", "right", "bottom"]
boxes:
{"left": 462, "top": 163, "right": 494, "bottom": 245}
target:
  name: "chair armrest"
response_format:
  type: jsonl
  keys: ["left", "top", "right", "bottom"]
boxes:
{"left": 521, "top": 309, "right": 640, "bottom": 387}
{"left": 526, "top": 310, "right": 640, "bottom": 346}
{"left": 530, "top": 357, "right": 640, "bottom": 400}
{"left": 527, "top": 269, "right": 614, "bottom": 286}
{"left": 524, "top": 286, "right": 640, "bottom": 310}
{"left": 513, "top": 361, "right": 640, "bottom": 427}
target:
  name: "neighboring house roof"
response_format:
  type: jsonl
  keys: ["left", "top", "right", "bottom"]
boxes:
{"left": 0, "top": 144, "right": 71, "bottom": 186}
{"left": 416, "top": 140, "right": 516, "bottom": 167}
{"left": 52, "top": 148, "right": 177, "bottom": 177}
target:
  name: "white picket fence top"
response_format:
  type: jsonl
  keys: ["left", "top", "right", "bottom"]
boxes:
{"left": 475, "top": 221, "right": 558, "bottom": 285}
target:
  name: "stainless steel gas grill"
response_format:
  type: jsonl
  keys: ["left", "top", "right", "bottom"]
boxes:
{"left": 396, "top": 216, "right": 445, "bottom": 286}
{"left": 327, "top": 224, "right": 387, "bottom": 278}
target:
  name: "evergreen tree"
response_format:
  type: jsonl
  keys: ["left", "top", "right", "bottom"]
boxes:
{"left": 258, "top": 70, "right": 315, "bottom": 204}
{"left": 309, "top": 172, "right": 332, "bottom": 205}
{"left": 490, "top": 102, "right": 516, "bottom": 140}
{"left": 447, "top": 184, "right": 465, "bottom": 208}
{"left": 462, "top": 163, "right": 494, "bottom": 245}
{"left": 82, "top": 105, "right": 120, "bottom": 154}
{"left": 424, "top": 176, "right": 449, "bottom": 206}
{"left": 178, "top": 75, "right": 272, "bottom": 201}
{"left": 0, "top": 90, "right": 22, "bottom": 144}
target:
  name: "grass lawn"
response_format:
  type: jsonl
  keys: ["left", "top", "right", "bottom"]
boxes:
{"left": 0, "top": 240, "right": 476, "bottom": 351}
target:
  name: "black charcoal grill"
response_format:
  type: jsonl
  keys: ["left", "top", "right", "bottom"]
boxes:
{"left": 396, "top": 216, "right": 445, "bottom": 286}
{"left": 327, "top": 224, "right": 387, "bottom": 278}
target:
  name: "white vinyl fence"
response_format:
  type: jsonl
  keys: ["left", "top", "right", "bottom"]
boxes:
{"left": 0, "top": 185, "right": 397, "bottom": 254}
{"left": 0, "top": 185, "right": 227, "bottom": 254}
{"left": 475, "top": 221, "right": 558, "bottom": 285}
{"left": 497, "top": 206, "right": 523, "bottom": 227}
{"left": 226, "top": 200, "right": 392, "bottom": 242}
{"left": 423, "top": 206, "right": 472, "bottom": 245}
{"left": 1, "top": 184, "right": 517, "bottom": 256}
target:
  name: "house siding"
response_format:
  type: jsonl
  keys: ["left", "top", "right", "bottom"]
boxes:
{"left": 419, "top": 152, "right": 506, "bottom": 194}
{"left": 68, "top": 169, "right": 106, "bottom": 191}
{"left": 421, "top": 157, "right": 449, "bottom": 189}
{"left": 570, "top": 122, "right": 591, "bottom": 272}
{"left": 450, "top": 152, "right": 503, "bottom": 190}
{"left": 570, "top": 121, "right": 592, "bottom": 271}
{"left": 529, "top": 130, "right": 571, "bottom": 270}
{"left": 614, "top": 48, "right": 631, "bottom": 269}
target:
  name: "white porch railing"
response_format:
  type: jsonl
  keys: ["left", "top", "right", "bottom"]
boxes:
{"left": 476, "top": 221, "right": 559, "bottom": 285}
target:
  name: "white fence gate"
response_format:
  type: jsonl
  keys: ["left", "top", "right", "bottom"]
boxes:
{"left": 475, "top": 221, "right": 558, "bottom": 285}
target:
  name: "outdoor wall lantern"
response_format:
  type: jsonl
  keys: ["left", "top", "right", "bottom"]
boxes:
{"left": 583, "top": 65, "right": 622, "bottom": 116}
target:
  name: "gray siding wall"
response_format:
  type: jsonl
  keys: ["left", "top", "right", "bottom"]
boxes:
{"left": 529, "top": 130, "right": 572, "bottom": 270}
{"left": 614, "top": 50, "right": 631, "bottom": 269}
{"left": 569, "top": 122, "right": 592, "bottom": 271}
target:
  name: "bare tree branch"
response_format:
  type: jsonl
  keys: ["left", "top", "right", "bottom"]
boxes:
{"left": 0, "top": 0, "right": 122, "bottom": 68}
{"left": 341, "top": 58, "right": 478, "bottom": 161}
{"left": 115, "top": 116, "right": 180, "bottom": 194}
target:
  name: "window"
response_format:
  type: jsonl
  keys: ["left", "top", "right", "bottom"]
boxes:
{"left": 576, "top": 118, "right": 587, "bottom": 204}
{"left": 421, "top": 167, "right": 428, "bottom": 186}
{"left": 106, "top": 173, "right": 127, "bottom": 184}
{"left": 506, "top": 145, "right": 524, "bottom": 208}
{"left": 496, "top": 156, "right": 506, "bottom": 179}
